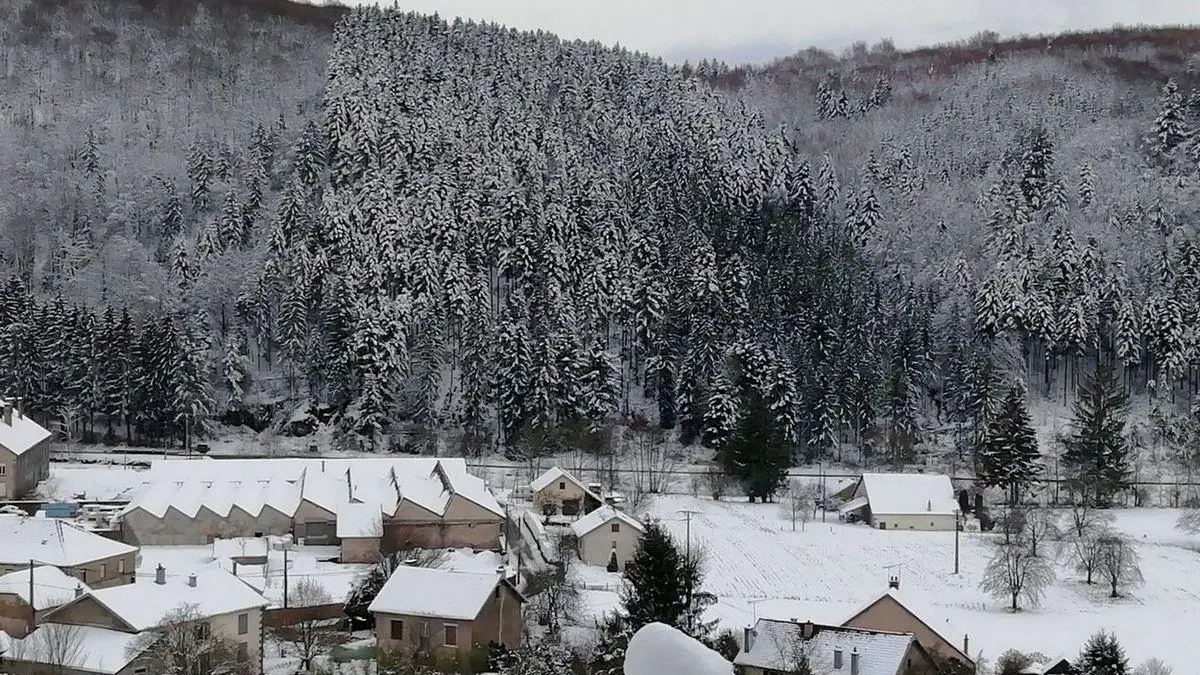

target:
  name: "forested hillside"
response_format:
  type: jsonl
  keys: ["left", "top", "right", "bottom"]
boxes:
{"left": 2, "top": 2, "right": 1199, "bottom": 491}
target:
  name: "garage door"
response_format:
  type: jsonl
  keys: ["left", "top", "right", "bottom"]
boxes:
{"left": 304, "top": 521, "right": 336, "bottom": 545}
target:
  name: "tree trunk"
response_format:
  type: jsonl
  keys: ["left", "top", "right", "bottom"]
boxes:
{"left": 1010, "top": 592, "right": 1018, "bottom": 611}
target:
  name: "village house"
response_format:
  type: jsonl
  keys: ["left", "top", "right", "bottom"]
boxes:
{"left": 370, "top": 565, "right": 524, "bottom": 665}
{"left": 0, "top": 566, "right": 90, "bottom": 638}
{"left": 2, "top": 565, "right": 269, "bottom": 675}
{"left": 569, "top": 505, "right": 644, "bottom": 570}
{"left": 1019, "top": 657, "right": 1075, "bottom": 674}
{"left": 842, "top": 589, "right": 975, "bottom": 670}
{"left": 0, "top": 399, "right": 51, "bottom": 500}
{"left": 0, "top": 515, "right": 138, "bottom": 588}
{"left": 734, "top": 618, "right": 936, "bottom": 675}
{"left": 529, "top": 466, "right": 603, "bottom": 517}
{"left": 837, "top": 473, "right": 959, "bottom": 531}
{"left": 119, "top": 458, "right": 504, "bottom": 553}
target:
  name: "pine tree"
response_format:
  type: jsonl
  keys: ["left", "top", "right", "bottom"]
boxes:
{"left": 619, "top": 520, "right": 709, "bottom": 638}
{"left": 720, "top": 392, "right": 789, "bottom": 502}
{"left": 1077, "top": 162, "right": 1095, "bottom": 209}
{"left": 1150, "top": 79, "right": 1190, "bottom": 158}
{"left": 590, "top": 613, "right": 633, "bottom": 675}
{"left": 1063, "top": 361, "right": 1131, "bottom": 506}
{"left": 1076, "top": 631, "right": 1130, "bottom": 675}
{"left": 186, "top": 142, "right": 213, "bottom": 211}
{"left": 978, "top": 382, "right": 1042, "bottom": 504}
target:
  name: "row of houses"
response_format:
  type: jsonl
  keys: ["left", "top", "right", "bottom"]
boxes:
{"left": 119, "top": 458, "right": 506, "bottom": 562}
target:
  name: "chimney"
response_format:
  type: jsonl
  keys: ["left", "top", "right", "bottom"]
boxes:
{"left": 187, "top": 573, "right": 197, "bottom": 588}
{"left": 14, "top": 397, "right": 22, "bottom": 418}
{"left": 963, "top": 634, "right": 969, "bottom": 654}
{"left": 926, "top": 499, "right": 932, "bottom": 512}
{"left": 743, "top": 626, "right": 754, "bottom": 652}
{"left": 232, "top": 561, "right": 238, "bottom": 576}
{"left": 801, "top": 621, "right": 815, "bottom": 639}
{"left": 888, "top": 575, "right": 900, "bottom": 590}
{"left": 834, "top": 648, "right": 843, "bottom": 670}
{"left": 850, "top": 648, "right": 860, "bottom": 675}
{"left": 2, "top": 401, "right": 11, "bottom": 426}
{"left": 74, "top": 585, "right": 83, "bottom": 598}
{"left": 154, "top": 564, "right": 166, "bottom": 585}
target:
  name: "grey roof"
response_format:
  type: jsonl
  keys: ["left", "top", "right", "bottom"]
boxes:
{"left": 734, "top": 619, "right": 914, "bottom": 675}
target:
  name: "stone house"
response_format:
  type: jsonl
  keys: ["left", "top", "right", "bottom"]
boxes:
{"left": 0, "top": 515, "right": 138, "bottom": 589}
{"left": 734, "top": 619, "right": 935, "bottom": 675}
{"left": 0, "top": 566, "right": 90, "bottom": 638}
{"left": 370, "top": 565, "right": 524, "bottom": 664}
{"left": 529, "top": 467, "right": 603, "bottom": 517}
{"left": 569, "top": 505, "right": 644, "bottom": 570}
{"left": 0, "top": 399, "right": 51, "bottom": 500}
{"left": 7, "top": 565, "right": 269, "bottom": 675}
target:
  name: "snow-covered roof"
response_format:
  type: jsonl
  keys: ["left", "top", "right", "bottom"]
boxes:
{"left": 0, "top": 401, "right": 51, "bottom": 456}
{"left": 735, "top": 619, "right": 915, "bottom": 675}
{"left": 8, "top": 624, "right": 143, "bottom": 674}
{"left": 625, "top": 622, "right": 733, "bottom": 675}
{"left": 838, "top": 495, "right": 870, "bottom": 514}
{"left": 212, "top": 537, "right": 269, "bottom": 560}
{"left": 368, "top": 566, "right": 509, "bottom": 620}
{"left": 0, "top": 566, "right": 89, "bottom": 610}
{"left": 337, "top": 502, "right": 383, "bottom": 538}
{"left": 848, "top": 589, "right": 972, "bottom": 664}
{"left": 0, "top": 515, "right": 137, "bottom": 567}
{"left": 123, "top": 458, "right": 503, "bottom": 521}
{"left": 858, "top": 473, "right": 958, "bottom": 516}
{"left": 529, "top": 467, "right": 603, "bottom": 503}
{"left": 48, "top": 568, "right": 266, "bottom": 632}
{"left": 570, "top": 505, "right": 644, "bottom": 538}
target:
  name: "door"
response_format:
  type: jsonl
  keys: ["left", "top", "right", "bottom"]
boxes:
{"left": 878, "top": 522, "right": 886, "bottom": 530}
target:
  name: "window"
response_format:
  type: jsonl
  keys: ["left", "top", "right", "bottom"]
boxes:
{"left": 237, "top": 642, "right": 249, "bottom": 662}
{"left": 118, "top": 559, "right": 126, "bottom": 574}
{"left": 134, "top": 669, "right": 146, "bottom": 675}
{"left": 192, "top": 652, "right": 212, "bottom": 675}
{"left": 238, "top": 613, "right": 249, "bottom": 635}
{"left": 611, "top": 523, "right": 620, "bottom": 533}
{"left": 0, "top": 465, "right": 6, "bottom": 476}
{"left": 100, "top": 563, "right": 107, "bottom": 579}
{"left": 390, "top": 619, "right": 404, "bottom": 640}
{"left": 78, "top": 568, "right": 87, "bottom": 583}
{"left": 558, "top": 481, "right": 565, "bottom": 490}
{"left": 194, "top": 622, "right": 211, "bottom": 640}
{"left": 443, "top": 624, "right": 458, "bottom": 647}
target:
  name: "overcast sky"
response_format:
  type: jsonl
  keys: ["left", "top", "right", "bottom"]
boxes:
{"left": 337, "top": 1, "right": 1200, "bottom": 64}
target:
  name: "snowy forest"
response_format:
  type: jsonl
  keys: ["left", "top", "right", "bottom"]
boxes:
{"left": 3, "top": 1, "right": 1200, "bottom": 481}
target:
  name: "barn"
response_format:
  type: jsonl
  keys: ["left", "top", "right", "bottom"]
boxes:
{"left": 837, "top": 473, "right": 959, "bottom": 531}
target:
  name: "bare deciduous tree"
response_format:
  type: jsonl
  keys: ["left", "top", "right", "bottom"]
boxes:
{"left": 1178, "top": 509, "right": 1200, "bottom": 534}
{"left": 1063, "top": 500, "right": 1114, "bottom": 540}
{"left": 625, "top": 421, "right": 675, "bottom": 496}
{"left": 525, "top": 537, "right": 582, "bottom": 639}
{"left": 127, "top": 603, "right": 246, "bottom": 675}
{"left": 1096, "top": 532, "right": 1143, "bottom": 598}
{"left": 1022, "top": 507, "right": 1060, "bottom": 557}
{"left": 703, "top": 465, "right": 733, "bottom": 501}
{"left": 269, "top": 578, "right": 339, "bottom": 670}
{"left": 1134, "top": 657, "right": 1174, "bottom": 675}
{"left": 1072, "top": 530, "right": 1107, "bottom": 585}
{"left": 10, "top": 622, "right": 86, "bottom": 675}
{"left": 779, "top": 479, "right": 819, "bottom": 531}
{"left": 979, "top": 539, "right": 1056, "bottom": 611}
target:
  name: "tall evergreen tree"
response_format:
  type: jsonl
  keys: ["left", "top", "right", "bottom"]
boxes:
{"left": 978, "top": 381, "right": 1042, "bottom": 504}
{"left": 1075, "top": 631, "right": 1129, "bottom": 675}
{"left": 1150, "top": 79, "right": 1190, "bottom": 158}
{"left": 720, "top": 392, "right": 789, "bottom": 502}
{"left": 619, "top": 520, "right": 712, "bottom": 639}
{"left": 1063, "top": 362, "right": 1131, "bottom": 506}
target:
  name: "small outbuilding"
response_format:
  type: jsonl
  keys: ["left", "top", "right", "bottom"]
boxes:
{"left": 569, "top": 505, "right": 644, "bottom": 570}
{"left": 529, "top": 467, "right": 603, "bottom": 517}
{"left": 337, "top": 502, "right": 383, "bottom": 563}
{"left": 838, "top": 473, "right": 959, "bottom": 531}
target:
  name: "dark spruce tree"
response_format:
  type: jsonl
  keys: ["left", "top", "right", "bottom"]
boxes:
{"left": 619, "top": 520, "right": 713, "bottom": 640}
{"left": 1063, "top": 362, "right": 1131, "bottom": 506}
{"left": 977, "top": 381, "right": 1042, "bottom": 504}
{"left": 1075, "top": 630, "right": 1129, "bottom": 675}
{"left": 721, "top": 393, "right": 790, "bottom": 502}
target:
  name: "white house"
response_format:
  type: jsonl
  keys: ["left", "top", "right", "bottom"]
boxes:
{"left": 569, "top": 505, "right": 645, "bottom": 570}
{"left": 529, "top": 467, "right": 603, "bottom": 517}
{"left": 838, "top": 473, "right": 959, "bottom": 531}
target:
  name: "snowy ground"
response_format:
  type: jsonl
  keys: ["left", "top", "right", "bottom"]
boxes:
{"left": 574, "top": 495, "right": 1200, "bottom": 670}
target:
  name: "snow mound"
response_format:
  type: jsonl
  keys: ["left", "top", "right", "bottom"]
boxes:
{"left": 624, "top": 623, "right": 733, "bottom": 675}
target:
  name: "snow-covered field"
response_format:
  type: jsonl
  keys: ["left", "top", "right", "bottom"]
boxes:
{"left": 577, "top": 495, "right": 1200, "bottom": 669}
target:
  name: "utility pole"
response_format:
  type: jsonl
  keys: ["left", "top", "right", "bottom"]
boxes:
{"left": 820, "top": 463, "right": 826, "bottom": 523}
{"left": 678, "top": 510, "right": 699, "bottom": 633}
{"left": 282, "top": 546, "right": 289, "bottom": 609}
{"left": 954, "top": 509, "right": 960, "bottom": 575}
{"left": 29, "top": 559, "right": 35, "bottom": 631}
